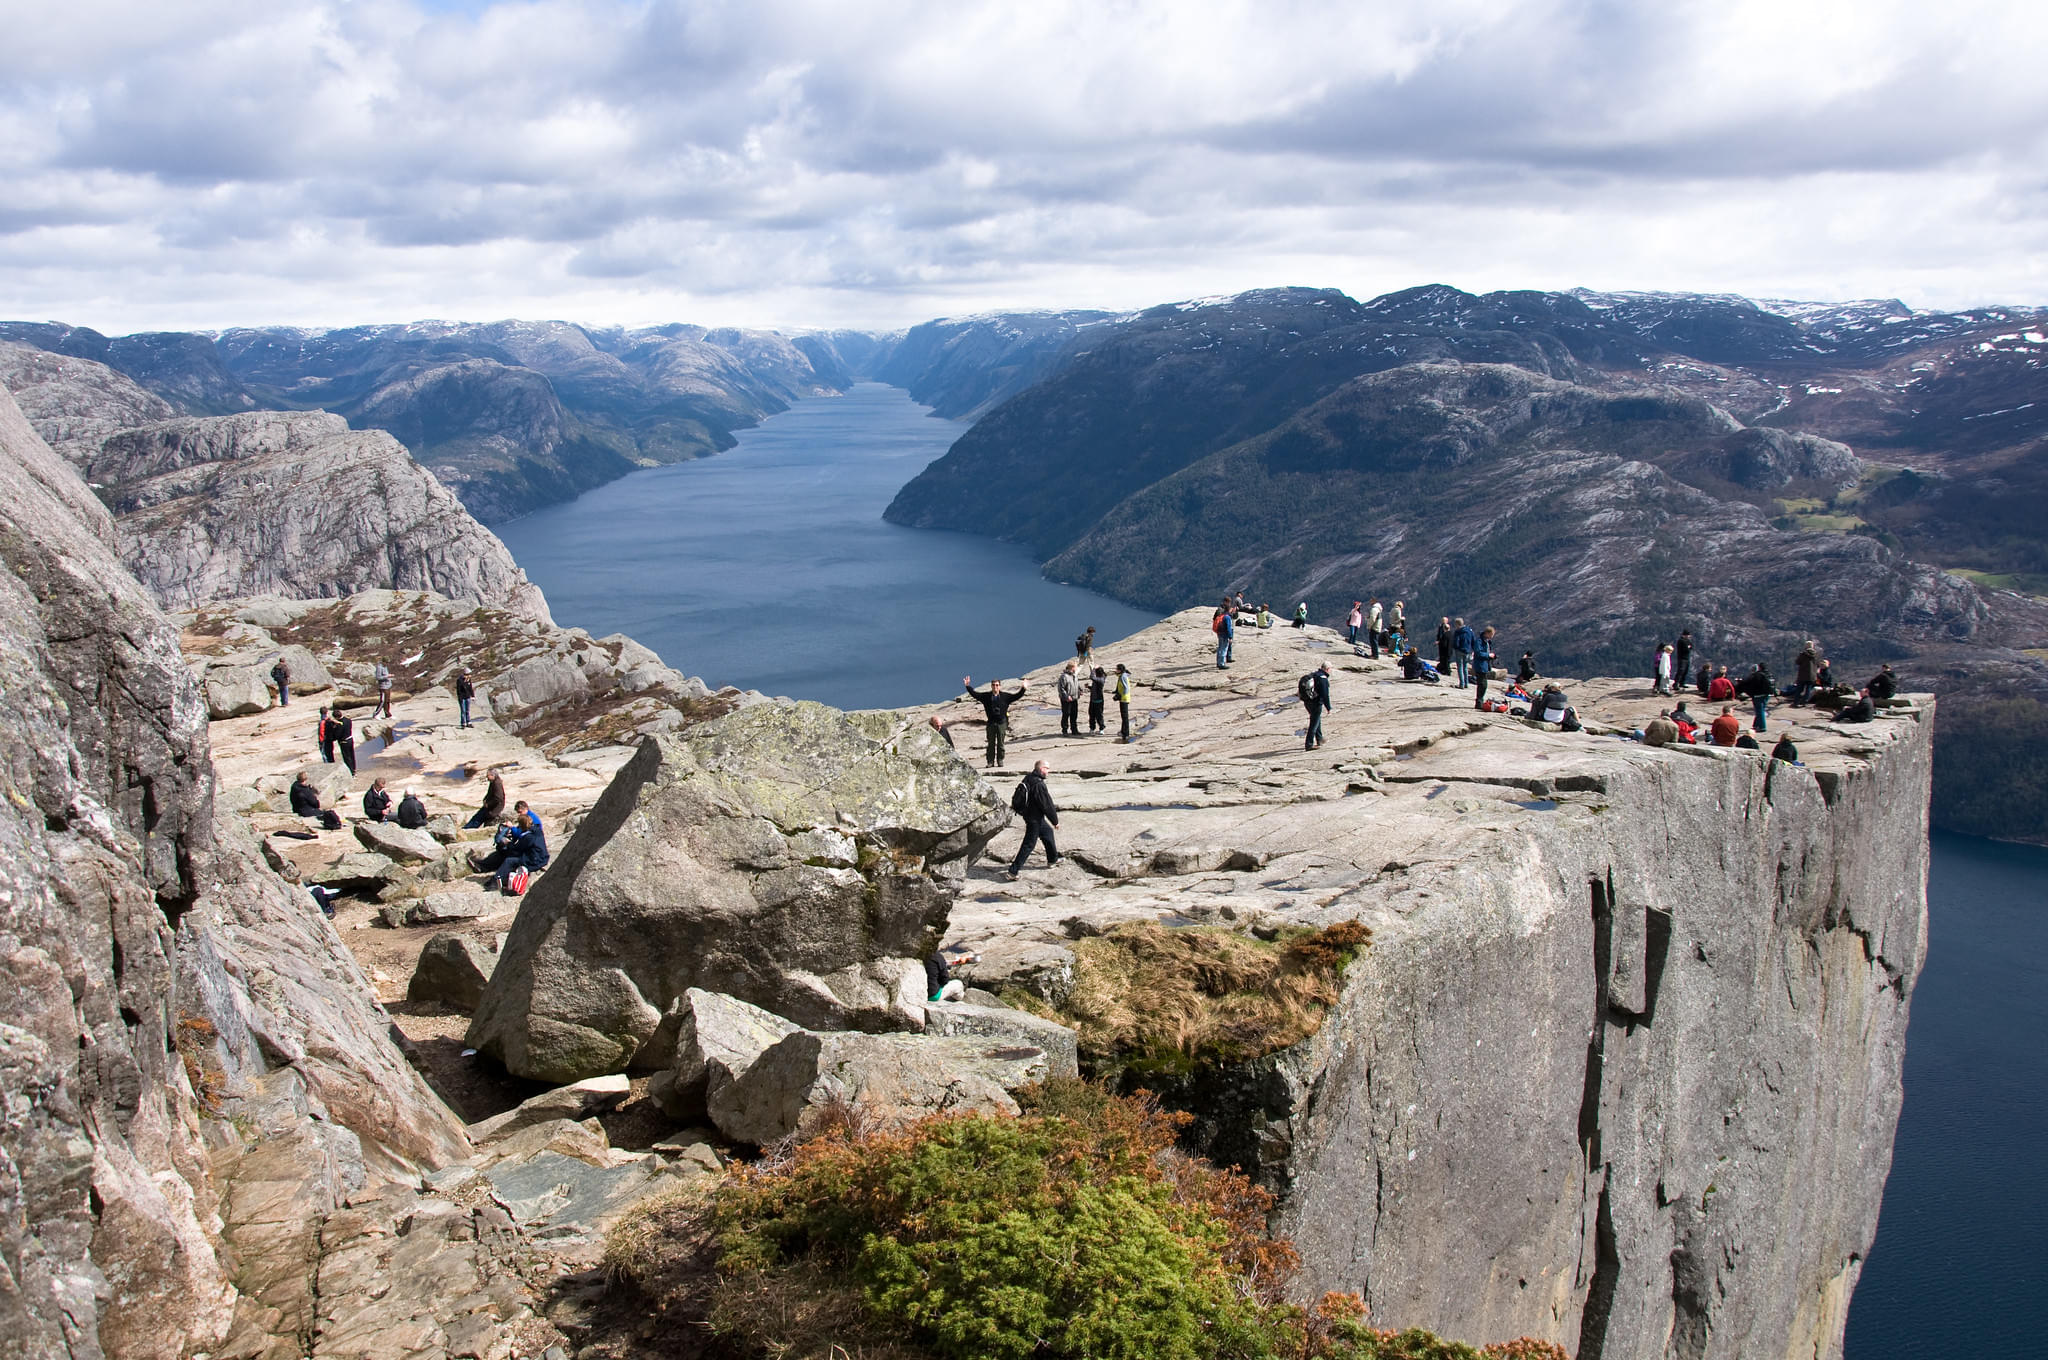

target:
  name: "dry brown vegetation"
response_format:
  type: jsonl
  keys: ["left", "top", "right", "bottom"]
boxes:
{"left": 1015, "top": 919, "right": 1371, "bottom": 1073}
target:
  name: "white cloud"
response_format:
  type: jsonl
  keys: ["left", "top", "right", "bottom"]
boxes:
{"left": 0, "top": 0, "right": 2043, "bottom": 332}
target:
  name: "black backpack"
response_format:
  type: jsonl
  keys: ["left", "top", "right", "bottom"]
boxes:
{"left": 1011, "top": 779, "right": 1032, "bottom": 815}
{"left": 1297, "top": 672, "right": 1318, "bottom": 704}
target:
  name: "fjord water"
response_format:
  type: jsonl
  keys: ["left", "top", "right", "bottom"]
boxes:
{"left": 499, "top": 380, "right": 2032, "bottom": 1354}
{"left": 1845, "top": 831, "right": 2048, "bottom": 1356}
{"left": 495, "top": 383, "right": 1157, "bottom": 712}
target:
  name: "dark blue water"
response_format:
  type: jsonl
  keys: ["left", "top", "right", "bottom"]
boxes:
{"left": 501, "top": 380, "right": 2039, "bottom": 1352}
{"left": 495, "top": 383, "right": 1156, "bottom": 712}
{"left": 1845, "top": 831, "right": 2048, "bottom": 1356}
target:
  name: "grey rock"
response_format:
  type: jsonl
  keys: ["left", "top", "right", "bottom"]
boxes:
{"left": 406, "top": 891, "right": 494, "bottom": 925}
{"left": 468, "top": 702, "right": 1008, "bottom": 1081}
{"left": 959, "top": 939, "right": 1078, "bottom": 1005}
{"left": 466, "top": 1075, "right": 631, "bottom": 1145}
{"left": 354, "top": 819, "right": 444, "bottom": 864}
{"left": 651, "top": 989, "right": 803, "bottom": 1120}
{"left": 309, "top": 851, "right": 402, "bottom": 893}
{"left": 714, "top": 1030, "right": 1054, "bottom": 1147}
{"left": 921, "top": 1001, "right": 1079, "bottom": 1080}
{"left": 408, "top": 933, "right": 500, "bottom": 1011}
{"left": 205, "top": 664, "right": 273, "bottom": 718}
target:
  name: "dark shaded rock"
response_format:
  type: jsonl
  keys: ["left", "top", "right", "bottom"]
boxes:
{"left": 408, "top": 933, "right": 500, "bottom": 1012}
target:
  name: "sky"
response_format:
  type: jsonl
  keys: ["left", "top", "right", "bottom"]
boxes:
{"left": 3, "top": 0, "right": 2046, "bottom": 335}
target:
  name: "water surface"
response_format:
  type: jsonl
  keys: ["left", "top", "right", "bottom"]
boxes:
{"left": 1845, "top": 832, "right": 2048, "bottom": 1356}
{"left": 496, "top": 384, "right": 1156, "bottom": 711}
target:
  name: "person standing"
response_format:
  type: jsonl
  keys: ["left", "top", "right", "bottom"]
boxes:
{"left": 1300, "top": 661, "right": 1333, "bottom": 750}
{"left": 1214, "top": 605, "right": 1235, "bottom": 669}
{"left": 1472, "top": 627, "right": 1498, "bottom": 710}
{"left": 1450, "top": 617, "right": 1477, "bottom": 688}
{"left": 1436, "top": 617, "right": 1453, "bottom": 671}
{"left": 1058, "top": 661, "right": 1082, "bottom": 736}
{"left": 271, "top": 656, "right": 292, "bottom": 706}
{"left": 454, "top": 667, "right": 475, "bottom": 728}
{"left": 963, "top": 676, "right": 1027, "bottom": 768}
{"left": 466, "top": 769, "right": 507, "bottom": 829}
{"left": 1738, "top": 663, "right": 1774, "bottom": 732}
{"left": 331, "top": 707, "right": 357, "bottom": 774}
{"left": 1365, "top": 598, "right": 1384, "bottom": 658}
{"left": 1654, "top": 643, "right": 1674, "bottom": 696}
{"left": 1114, "top": 663, "right": 1134, "bottom": 742}
{"left": 1793, "top": 641, "right": 1819, "bottom": 706}
{"left": 316, "top": 705, "right": 336, "bottom": 763}
{"left": 1088, "top": 666, "right": 1106, "bottom": 734}
{"left": 1075, "top": 627, "right": 1096, "bottom": 667}
{"left": 1673, "top": 630, "right": 1694, "bottom": 693}
{"left": 1347, "top": 601, "right": 1363, "bottom": 646}
{"left": 374, "top": 661, "right": 394, "bottom": 718}
{"left": 1388, "top": 600, "right": 1406, "bottom": 643}
{"left": 1007, "top": 761, "right": 1062, "bottom": 877}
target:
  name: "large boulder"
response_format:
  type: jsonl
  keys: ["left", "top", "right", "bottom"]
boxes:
{"left": 354, "top": 819, "right": 443, "bottom": 864}
{"left": 922, "top": 1001, "right": 1081, "bottom": 1080}
{"left": 408, "top": 933, "right": 500, "bottom": 1011}
{"left": 712, "top": 1030, "right": 1056, "bottom": 1147}
{"left": 650, "top": 988, "right": 803, "bottom": 1120}
{"left": 467, "top": 702, "right": 1008, "bottom": 1083}
{"left": 205, "top": 664, "right": 273, "bottom": 718}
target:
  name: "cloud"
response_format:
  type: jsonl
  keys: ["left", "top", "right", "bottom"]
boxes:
{"left": 0, "top": 0, "right": 2044, "bottom": 332}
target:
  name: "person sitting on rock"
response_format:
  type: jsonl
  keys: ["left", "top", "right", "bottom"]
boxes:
{"left": 1868, "top": 664, "right": 1898, "bottom": 703}
{"left": 1836, "top": 690, "right": 1877, "bottom": 724}
{"left": 465, "top": 769, "right": 507, "bottom": 829}
{"left": 1710, "top": 706, "right": 1742, "bottom": 747}
{"left": 1292, "top": 602, "right": 1309, "bottom": 629}
{"left": 1707, "top": 666, "right": 1735, "bottom": 702}
{"left": 1771, "top": 732, "right": 1800, "bottom": 763}
{"left": 469, "top": 801, "right": 548, "bottom": 889}
{"left": 291, "top": 772, "right": 323, "bottom": 818}
{"left": 396, "top": 789, "right": 429, "bottom": 829}
{"left": 1641, "top": 715, "right": 1680, "bottom": 747}
{"left": 1735, "top": 733, "right": 1761, "bottom": 750}
{"left": 1399, "top": 647, "right": 1431, "bottom": 681}
{"left": 1530, "top": 684, "right": 1569, "bottom": 723}
{"left": 924, "top": 948, "right": 980, "bottom": 1004}
{"left": 1256, "top": 604, "right": 1273, "bottom": 628}
{"left": 362, "top": 777, "right": 391, "bottom": 822}
{"left": 1669, "top": 701, "right": 1699, "bottom": 741}
{"left": 1518, "top": 651, "right": 1538, "bottom": 684}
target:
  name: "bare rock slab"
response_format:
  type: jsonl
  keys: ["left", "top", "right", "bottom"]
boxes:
{"left": 466, "top": 1075, "right": 630, "bottom": 1146}
{"left": 713, "top": 1030, "right": 1055, "bottom": 1147}
{"left": 467, "top": 702, "right": 1008, "bottom": 1082}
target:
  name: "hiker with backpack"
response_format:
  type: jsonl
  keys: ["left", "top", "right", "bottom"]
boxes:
{"left": 1471, "top": 627, "right": 1498, "bottom": 710}
{"left": 1058, "top": 661, "right": 1083, "bottom": 735}
{"left": 1450, "top": 618, "right": 1477, "bottom": 688}
{"left": 1214, "top": 603, "right": 1235, "bottom": 669}
{"left": 271, "top": 657, "right": 292, "bottom": 706}
{"left": 1299, "top": 662, "right": 1333, "bottom": 751}
{"left": 1006, "top": 761, "right": 1061, "bottom": 878}
{"left": 1114, "top": 664, "right": 1135, "bottom": 742}
{"left": 963, "top": 676, "right": 1027, "bottom": 768}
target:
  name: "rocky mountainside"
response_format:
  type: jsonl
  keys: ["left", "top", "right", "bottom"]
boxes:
{"left": 869, "top": 308, "right": 1117, "bottom": 419}
{"left": 1, "top": 317, "right": 879, "bottom": 523}
{"left": 0, "top": 344, "right": 552, "bottom": 620}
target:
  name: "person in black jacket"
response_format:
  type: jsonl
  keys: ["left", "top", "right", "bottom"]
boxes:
{"left": 1471, "top": 627, "right": 1498, "bottom": 710}
{"left": 330, "top": 708, "right": 357, "bottom": 773}
{"left": 1771, "top": 732, "right": 1800, "bottom": 763}
{"left": 1837, "top": 690, "right": 1876, "bottom": 724}
{"left": 1436, "top": 617, "right": 1453, "bottom": 671}
{"left": 454, "top": 667, "right": 475, "bottom": 728}
{"left": 1867, "top": 664, "right": 1898, "bottom": 703}
{"left": 395, "top": 789, "right": 428, "bottom": 829}
{"left": 362, "top": 777, "right": 391, "bottom": 822}
{"left": 1738, "top": 664, "right": 1773, "bottom": 732}
{"left": 1007, "top": 761, "right": 1061, "bottom": 876}
{"left": 1088, "top": 667, "right": 1107, "bottom": 734}
{"left": 1673, "top": 630, "right": 1693, "bottom": 695}
{"left": 924, "top": 947, "right": 980, "bottom": 1003}
{"left": 1302, "top": 662, "right": 1333, "bottom": 750}
{"left": 963, "top": 676, "right": 1027, "bottom": 768}
{"left": 290, "top": 772, "right": 323, "bottom": 818}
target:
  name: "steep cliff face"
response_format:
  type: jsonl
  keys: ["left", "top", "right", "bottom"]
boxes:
{"left": 921, "top": 610, "right": 1927, "bottom": 1360}
{"left": 0, "top": 382, "right": 469, "bottom": 1356}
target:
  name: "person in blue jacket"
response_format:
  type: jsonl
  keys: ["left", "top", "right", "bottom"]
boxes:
{"left": 1450, "top": 618, "right": 1479, "bottom": 688}
{"left": 470, "top": 801, "right": 549, "bottom": 889}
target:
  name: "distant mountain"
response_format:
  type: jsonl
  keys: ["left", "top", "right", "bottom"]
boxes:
{"left": 0, "top": 317, "right": 877, "bottom": 522}
{"left": 871, "top": 309, "right": 1117, "bottom": 419}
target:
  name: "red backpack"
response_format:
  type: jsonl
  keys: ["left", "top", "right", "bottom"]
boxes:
{"left": 506, "top": 867, "right": 531, "bottom": 896}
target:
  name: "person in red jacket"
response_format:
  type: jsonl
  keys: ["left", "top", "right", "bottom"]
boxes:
{"left": 1707, "top": 666, "right": 1736, "bottom": 702}
{"left": 1710, "top": 706, "right": 1742, "bottom": 747}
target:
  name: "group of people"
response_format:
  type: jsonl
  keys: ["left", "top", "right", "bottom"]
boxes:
{"left": 1650, "top": 632, "right": 1901, "bottom": 735}
{"left": 957, "top": 646, "right": 1139, "bottom": 770}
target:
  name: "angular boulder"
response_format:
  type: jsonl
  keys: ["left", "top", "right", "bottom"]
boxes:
{"left": 408, "top": 933, "right": 500, "bottom": 1012}
{"left": 467, "top": 702, "right": 1008, "bottom": 1082}
{"left": 921, "top": 1001, "right": 1080, "bottom": 1080}
{"left": 713, "top": 1030, "right": 1056, "bottom": 1147}
{"left": 205, "top": 665, "right": 273, "bottom": 718}
{"left": 465, "top": 1074, "right": 631, "bottom": 1146}
{"left": 650, "top": 989, "right": 803, "bottom": 1120}
{"left": 354, "top": 819, "right": 443, "bottom": 864}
